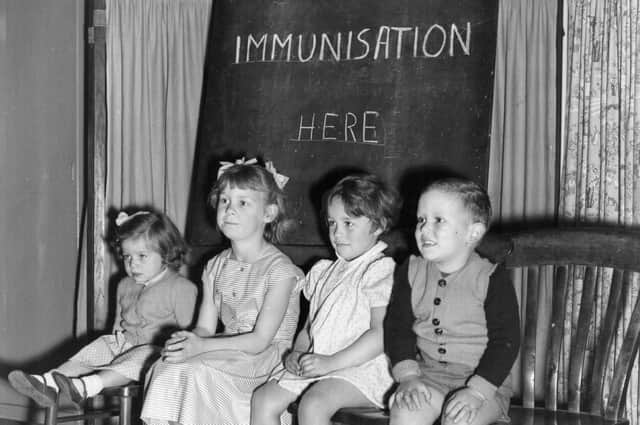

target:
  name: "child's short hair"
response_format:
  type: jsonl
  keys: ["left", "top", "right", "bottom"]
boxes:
{"left": 424, "top": 177, "right": 492, "bottom": 227}
{"left": 113, "top": 210, "right": 188, "bottom": 271}
{"left": 325, "top": 173, "right": 400, "bottom": 234}
{"left": 209, "top": 163, "right": 287, "bottom": 243}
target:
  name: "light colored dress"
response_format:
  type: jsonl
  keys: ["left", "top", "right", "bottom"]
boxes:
{"left": 140, "top": 244, "right": 303, "bottom": 425}
{"left": 273, "top": 241, "right": 395, "bottom": 408}
{"left": 59, "top": 269, "right": 197, "bottom": 380}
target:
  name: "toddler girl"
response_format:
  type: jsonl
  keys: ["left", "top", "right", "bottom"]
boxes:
{"left": 251, "top": 173, "right": 400, "bottom": 425}
{"left": 140, "top": 158, "right": 304, "bottom": 425}
{"left": 9, "top": 209, "right": 197, "bottom": 411}
{"left": 384, "top": 177, "right": 520, "bottom": 425}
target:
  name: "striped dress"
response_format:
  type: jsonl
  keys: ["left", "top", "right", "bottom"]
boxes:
{"left": 141, "top": 245, "right": 303, "bottom": 425}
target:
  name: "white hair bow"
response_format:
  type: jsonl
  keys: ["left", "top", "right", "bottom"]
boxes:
{"left": 115, "top": 211, "right": 150, "bottom": 227}
{"left": 265, "top": 161, "right": 289, "bottom": 189}
{"left": 216, "top": 157, "right": 258, "bottom": 179}
{"left": 217, "top": 157, "right": 289, "bottom": 189}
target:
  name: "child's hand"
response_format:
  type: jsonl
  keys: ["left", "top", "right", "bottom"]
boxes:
{"left": 444, "top": 387, "right": 486, "bottom": 423}
{"left": 392, "top": 378, "right": 431, "bottom": 411}
{"left": 297, "top": 353, "right": 335, "bottom": 377}
{"left": 284, "top": 350, "right": 303, "bottom": 375}
{"left": 161, "top": 330, "right": 203, "bottom": 363}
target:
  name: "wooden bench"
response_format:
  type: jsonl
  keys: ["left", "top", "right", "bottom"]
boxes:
{"left": 330, "top": 227, "right": 640, "bottom": 425}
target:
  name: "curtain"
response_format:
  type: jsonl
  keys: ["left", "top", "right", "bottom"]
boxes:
{"left": 560, "top": 0, "right": 640, "bottom": 422}
{"left": 106, "top": 0, "right": 211, "bottom": 228}
{"left": 87, "top": 0, "right": 212, "bottom": 329}
{"left": 488, "top": 0, "right": 558, "bottom": 400}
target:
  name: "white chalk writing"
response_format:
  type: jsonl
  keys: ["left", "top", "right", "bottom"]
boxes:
{"left": 292, "top": 111, "right": 382, "bottom": 144}
{"left": 234, "top": 23, "right": 471, "bottom": 64}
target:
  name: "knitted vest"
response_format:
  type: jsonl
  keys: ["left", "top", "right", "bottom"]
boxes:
{"left": 408, "top": 252, "right": 497, "bottom": 368}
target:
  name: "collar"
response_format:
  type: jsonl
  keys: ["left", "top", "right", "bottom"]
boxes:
{"left": 138, "top": 267, "right": 169, "bottom": 287}
{"left": 335, "top": 240, "right": 388, "bottom": 263}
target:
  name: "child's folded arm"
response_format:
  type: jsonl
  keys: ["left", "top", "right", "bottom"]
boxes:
{"left": 111, "top": 278, "right": 128, "bottom": 334}
{"left": 328, "top": 305, "right": 387, "bottom": 371}
{"left": 200, "top": 274, "right": 298, "bottom": 354}
{"left": 192, "top": 281, "right": 219, "bottom": 337}
{"left": 472, "top": 265, "right": 521, "bottom": 397}
{"left": 292, "top": 319, "right": 311, "bottom": 353}
{"left": 172, "top": 279, "right": 198, "bottom": 329}
{"left": 384, "top": 259, "right": 418, "bottom": 376}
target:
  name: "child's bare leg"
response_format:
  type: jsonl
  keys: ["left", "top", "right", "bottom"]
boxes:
{"left": 297, "top": 378, "right": 374, "bottom": 425}
{"left": 251, "top": 380, "right": 298, "bottom": 425}
{"left": 389, "top": 386, "right": 445, "bottom": 425}
{"left": 441, "top": 396, "right": 503, "bottom": 425}
{"left": 95, "top": 369, "right": 133, "bottom": 388}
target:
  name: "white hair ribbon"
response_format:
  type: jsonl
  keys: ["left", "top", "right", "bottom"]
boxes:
{"left": 265, "top": 161, "right": 289, "bottom": 189}
{"left": 217, "top": 157, "right": 289, "bottom": 189}
{"left": 217, "top": 157, "right": 258, "bottom": 179}
{"left": 115, "top": 211, "right": 150, "bottom": 227}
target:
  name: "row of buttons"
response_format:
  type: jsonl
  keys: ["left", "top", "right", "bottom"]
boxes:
{"left": 436, "top": 279, "right": 447, "bottom": 351}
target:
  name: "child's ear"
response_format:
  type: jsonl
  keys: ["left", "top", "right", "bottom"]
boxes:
{"left": 264, "top": 204, "right": 279, "bottom": 223}
{"left": 467, "top": 222, "right": 487, "bottom": 245}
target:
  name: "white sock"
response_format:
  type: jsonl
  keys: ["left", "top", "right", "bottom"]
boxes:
{"left": 78, "top": 375, "right": 104, "bottom": 398}
{"left": 39, "top": 372, "right": 59, "bottom": 392}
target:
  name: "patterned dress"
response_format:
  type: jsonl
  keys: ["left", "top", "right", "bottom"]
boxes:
{"left": 272, "top": 241, "right": 395, "bottom": 409}
{"left": 140, "top": 244, "right": 303, "bottom": 425}
{"left": 59, "top": 269, "right": 197, "bottom": 381}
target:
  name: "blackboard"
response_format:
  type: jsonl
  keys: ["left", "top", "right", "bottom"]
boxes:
{"left": 187, "top": 0, "right": 499, "bottom": 247}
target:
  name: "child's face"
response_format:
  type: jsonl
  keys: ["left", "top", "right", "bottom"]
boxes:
{"left": 216, "top": 185, "right": 275, "bottom": 243}
{"left": 414, "top": 188, "right": 483, "bottom": 273}
{"left": 121, "top": 236, "right": 165, "bottom": 284}
{"left": 326, "top": 196, "right": 382, "bottom": 261}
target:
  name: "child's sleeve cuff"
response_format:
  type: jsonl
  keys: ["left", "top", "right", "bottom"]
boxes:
{"left": 392, "top": 360, "right": 421, "bottom": 382}
{"left": 466, "top": 375, "right": 498, "bottom": 400}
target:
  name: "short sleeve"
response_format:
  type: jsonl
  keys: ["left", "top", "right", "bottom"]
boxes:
{"left": 265, "top": 259, "right": 305, "bottom": 291}
{"left": 302, "top": 259, "right": 333, "bottom": 299}
{"left": 201, "top": 250, "right": 229, "bottom": 293}
{"left": 361, "top": 256, "right": 395, "bottom": 308}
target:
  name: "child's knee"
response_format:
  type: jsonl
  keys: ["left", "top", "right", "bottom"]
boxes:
{"left": 251, "top": 381, "right": 291, "bottom": 419}
{"left": 297, "top": 392, "right": 335, "bottom": 422}
{"left": 389, "top": 404, "right": 440, "bottom": 425}
{"left": 251, "top": 384, "right": 273, "bottom": 413}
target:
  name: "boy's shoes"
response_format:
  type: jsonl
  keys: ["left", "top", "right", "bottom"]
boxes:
{"left": 52, "top": 372, "right": 86, "bottom": 412}
{"left": 8, "top": 370, "right": 57, "bottom": 407}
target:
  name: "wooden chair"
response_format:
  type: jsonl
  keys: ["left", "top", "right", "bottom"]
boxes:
{"left": 42, "top": 384, "right": 140, "bottom": 425}
{"left": 330, "top": 227, "right": 640, "bottom": 425}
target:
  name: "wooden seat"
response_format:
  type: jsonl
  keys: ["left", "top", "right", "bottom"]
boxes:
{"left": 329, "top": 227, "right": 640, "bottom": 425}
{"left": 42, "top": 384, "right": 140, "bottom": 425}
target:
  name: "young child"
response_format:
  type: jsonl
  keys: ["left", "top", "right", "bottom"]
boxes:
{"left": 140, "top": 158, "right": 304, "bottom": 425}
{"left": 251, "top": 173, "right": 400, "bottom": 425}
{"left": 384, "top": 177, "right": 520, "bottom": 425}
{"left": 9, "top": 209, "right": 197, "bottom": 411}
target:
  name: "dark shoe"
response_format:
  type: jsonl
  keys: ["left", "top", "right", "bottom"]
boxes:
{"left": 52, "top": 371, "right": 85, "bottom": 411}
{"left": 8, "top": 370, "right": 57, "bottom": 407}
